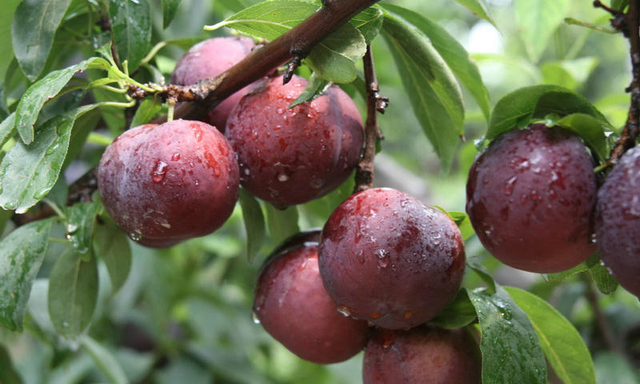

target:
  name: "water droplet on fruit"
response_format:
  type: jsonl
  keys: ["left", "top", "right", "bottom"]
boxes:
{"left": 376, "top": 249, "right": 389, "bottom": 268}
{"left": 251, "top": 311, "right": 261, "bottom": 324}
{"left": 244, "top": 169, "right": 251, "bottom": 176}
{"left": 337, "top": 305, "right": 351, "bottom": 317}
{"left": 135, "top": 165, "right": 142, "bottom": 173}
{"left": 277, "top": 173, "right": 289, "bottom": 182}
{"left": 152, "top": 161, "right": 168, "bottom": 183}
{"left": 195, "top": 179, "right": 200, "bottom": 186}
{"left": 276, "top": 108, "right": 285, "bottom": 115}
{"left": 129, "top": 232, "right": 141, "bottom": 241}
{"left": 504, "top": 176, "right": 517, "bottom": 196}
{"left": 591, "top": 233, "right": 598, "bottom": 244}
{"left": 310, "top": 179, "right": 323, "bottom": 189}
{"left": 171, "top": 153, "right": 181, "bottom": 161}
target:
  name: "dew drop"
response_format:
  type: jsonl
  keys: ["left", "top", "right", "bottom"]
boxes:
{"left": 152, "top": 160, "right": 168, "bottom": 183}
{"left": 337, "top": 305, "right": 351, "bottom": 317}
{"left": 504, "top": 176, "right": 517, "bottom": 196}
{"left": 277, "top": 173, "right": 289, "bottom": 182}
{"left": 251, "top": 311, "right": 261, "bottom": 324}
{"left": 66, "top": 224, "right": 78, "bottom": 234}
{"left": 276, "top": 108, "right": 285, "bottom": 115}
{"left": 129, "top": 232, "right": 141, "bottom": 241}
{"left": 310, "top": 179, "right": 323, "bottom": 189}
{"left": 171, "top": 153, "right": 181, "bottom": 161}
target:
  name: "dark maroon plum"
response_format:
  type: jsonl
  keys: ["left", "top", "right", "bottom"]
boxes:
{"left": 98, "top": 120, "right": 239, "bottom": 246}
{"left": 318, "top": 188, "right": 465, "bottom": 330}
{"left": 466, "top": 124, "right": 597, "bottom": 273}
{"left": 171, "top": 37, "right": 255, "bottom": 131}
{"left": 225, "top": 74, "right": 364, "bottom": 207}
{"left": 596, "top": 146, "right": 640, "bottom": 296}
{"left": 363, "top": 326, "right": 481, "bottom": 384}
{"left": 253, "top": 230, "right": 369, "bottom": 364}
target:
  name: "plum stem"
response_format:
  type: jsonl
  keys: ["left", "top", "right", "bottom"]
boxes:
{"left": 354, "top": 45, "right": 388, "bottom": 193}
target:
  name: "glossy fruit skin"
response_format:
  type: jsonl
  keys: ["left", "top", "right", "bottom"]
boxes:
{"left": 225, "top": 74, "right": 364, "bottom": 207}
{"left": 363, "top": 326, "right": 481, "bottom": 384}
{"left": 171, "top": 37, "right": 255, "bottom": 131}
{"left": 466, "top": 124, "right": 597, "bottom": 273}
{"left": 253, "top": 230, "right": 369, "bottom": 364}
{"left": 318, "top": 188, "right": 465, "bottom": 330}
{"left": 596, "top": 146, "right": 640, "bottom": 296}
{"left": 98, "top": 120, "right": 239, "bottom": 246}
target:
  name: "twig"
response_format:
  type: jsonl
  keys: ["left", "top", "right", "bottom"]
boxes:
{"left": 354, "top": 45, "right": 388, "bottom": 193}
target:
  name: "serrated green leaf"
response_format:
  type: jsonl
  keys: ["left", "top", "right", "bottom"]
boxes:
{"left": 289, "top": 73, "right": 331, "bottom": 108}
{"left": 505, "top": 287, "right": 596, "bottom": 384}
{"left": 14, "top": 57, "right": 109, "bottom": 144}
{"left": 238, "top": 189, "right": 266, "bottom": 263}
{"left": 130, "top": 97, "right": 163, "bottom": 128}
{"left": 556, "top": 113, "right": 610, "bottom": 162}
{"left": 488, "top": 85, "right": 609, "bottom": 140}
{"left": 265, "top": 204, "right": 299, "bottom": 245}
{"left": 0, "top": 0, "right": 21, "bottom": 82}
{"left": 430, "top": 289, "right": 477, "bottom": 329}
{"left": 80, "top": 336, "right": 128, "bottom": 384}
{"left": 65, "top": 202, "right": 101, "bottom": 261}
{"left": 515, "top": 0, "right": 571, "bottom": 62}
{"left": 349, "top": 7, "right": 383, "bottom": 44}
{"left": 382, "top": 4, "right": 491, "bottom": 121}
{"left": 162, "top": 0, "right": 183, "bottom": 29}
{"left": 453, "top": 0, "right": 496, "bottom": 27}
{"left": 0, "top": 104, "right": 100, "bottom": 214}
{"left": 109, "top": 0, "right": 152, "bottom": 71}
{"left": 48, "top": 247, "right": 98, "bottom": 338}
{"left": 11, "top": 0, "right": 73, "bottom": 81}
{"left": 93, "top": 220, "right": 131, "bottom": 293}
{"left": 0, "top": 219, "right": 53, "bottom": 331}
{"left": 382, "top": 10, "right": 464, "bottom": 173}
{"left": 468, "top": 286, "right": 547, "bottom": 384}
{"left": 0, "top": 344, "right": 23, "bottom": 384}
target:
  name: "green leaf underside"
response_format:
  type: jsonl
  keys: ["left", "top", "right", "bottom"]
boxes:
{"left": 65, "top": 202, "right": 101, "bottom": 261}
{"left": 350, "top": 7, "right": 384, "bottom": 44}
{"left": 382, "top": 10, "right": 464, "bottom": 173}
{"left": 14, "top": 57, "right": 109, "bottom": 144}
{"left": 453, "top": 0, "right": 496, "bottom": 27}
{"left": 289, "top": 72, "right": 331, "bottom": 108}
{"left": 0, "top": 104, "right": 101, "bottom": 214}
{"left": 11, "top": 0, "right": 73, "bottom": 81}
{"left": 488, "top": 85, "right": 610, "bottom": 141}
{"left": 468, "top": 286, "right": 547, "bottom": 384}
{"left": 554, "top": 114, "right": 610, "bottom": 162}
{"left": 265, "top": 204, "right": 300, "bottom": 245}
{"left": 109, "top": 0, "right": 152, "bottom": 71}
{"left": 589, "top": 261, "right": 619, "bottom": 294}
{"left": 515, "top": 0, "right": 571, "bottom": 63}
{"left": 505, "top": 287, "right": 596, "bottom": 384}
{"left": 0, "top": 113, "right": 16, "bottom": 150}
{"left": 0, "top": 219, "right": 53, "bottom": 331}
{"left": 48, "top": 247, "right": 99, "bottom": 338}
{"left": 382, "top": 4, "right": 491, "bottom": 121}
{"left": 162, "top": 0, "right": 184, "bottom": 29}
{"left": 238, "top": 189, "right": 266, "bottom": 263}
{"left": 93, "top": 220, "right": 132, "bottom": 293}
{"left": 80, "top": 337, "right": 128, "bottom": 384}
{"left": 130, "top": 98, "right": 163, "bottom": 128}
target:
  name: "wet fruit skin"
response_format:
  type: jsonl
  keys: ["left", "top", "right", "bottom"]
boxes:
{"left": 596, "top": 146, "right": 640, "bottom": 297}
{"left": 318, "top": 188, "right": 465, "bottom": 330}
{"left": 253, "top": 230, "right": 369, "bottom": 364}
{"left": 466, "top": 124, "right": 597, "bottom": 273}
{"left": 363, "top": 326, "right": 481, "bottom": 384}
{"left": 171, "top": 37, "right": 255, "bottom": 132}
{"left": 98, "top": 120, "right": 239, "bottom": 246}
{"left": 225, "top": 74, "right": 364, "bottom": 207}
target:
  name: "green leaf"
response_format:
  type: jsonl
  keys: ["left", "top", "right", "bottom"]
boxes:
{"left": 453, "top": 0, "right": 496, "bottom": 27}
{"left": 441, "top": 210, "right": 475, "bottom": 241}
{"left": 381, "top": 4, "right": 491, "bottom": 122}
{"left": 11, "top": 0, "right": 73, "bottom": 81}
{"left": 467, "top": 261, "right": 496, "bottom": 293}
{"left": 0, "top": 104, "right": 100, "bottom": 214}
{"left": 555, "top": 113, "right": 610, "bottom": 163}
{"left": 382, "top": 10, "right": 464, "bottom": 173}
{"left": 0, "top": 208, "right": 12, "bottom": 235}
{"left": 514, "top": 0, "right": 571, "bottom": 62}
{"left": 238, "top": 189, "right": 266, "bottom": 263}
{"left": 468, "top": 286, "right": 547, "bottom": 384}
{"left": 595, "top": 352, "right": 640, "bottom": 384}
{"left": 430, "top": 289, "right": 477, "bottom": 329}
{"left": 162, "top": 0, "right": 183, "bottom": 29}
{"left": 265, "top": 204, "right": 300, "bottom": 245}
{"left": 589, "top": 261, "right": 618, "bottom": 295}
{"left": 0, "top": 219, "right": 53, "bottom": 331}
{"left": 0, "top": 344, "right": 23, "bottom": 384}
{"left": 94, "top": 220, "right": 132, "bottom": 294}
{"left": 306, "top": 24, "right": 366, "bottom": 83}
{"left": 14, "top": 57, "right": 109, "bottom": 144}
{"left": 130, "top": 97, "right": 162, "bottom": 128}
{"left": 0, "top": 0, "right": 21, "bottom": 82}
{"left": 65, "top": 202, "right": 101, "bottom": 261}
{"left": 349, "top": 7, "right": 384, "bottom": 44}
{"left": 0, "top": 113, "right": 16, "bottom": 150}
{"left": 487, "top": 85, "right": 609, "bottom": 140}
{"left": 80, "top": 336, "right": 128, "bottom": 384}
{"left": 610, "top": 0, "right": 630, "bottom": 11}
{"left": 289, "top": 73, "right": 331, "bottom": 108}
{"left": 109, "top": 0, "right": 152, "bottom": 71}
{"left": 505, "top": 287, "right": 596, "bottom": 384}
{"left": 48, "top": 247, "right": 99, "bottom": 338}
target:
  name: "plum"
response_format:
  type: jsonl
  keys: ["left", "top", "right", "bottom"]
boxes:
{"left": 596, "top": 146, "right": 640, "bottom": 296}
{"left": 98, "top": 120, "right": 239, "bottom": 246}
{"left": 171, "top": 37, "right": 255, "bottom": 131}
{"left": 225, "top": 74, "right": 364, "bottom": 207}
{"left": 363, "top": 325, "right": 481, "bottom": 384}
{"left": 318, "top": 188, "right": 465, "bottom": 330}
{"left": 253, "top": 230, "right": 369, "bottom": 364}
{"left": 466, "top": 124, "right": 598, "bottom": 273}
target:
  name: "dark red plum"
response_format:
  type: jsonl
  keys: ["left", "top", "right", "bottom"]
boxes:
{"left": 466, "top": 124, "right": 597, "bottom": 273}
{"left": 596, "top": 146, "right": 640, "bottom": 296}
{"left": 253, "top": 230, "right": 369, "bottom": 364}
{"left": 318, "top": 188, "right": 465, "bottom": 330}
{"left": 225, "top": 74, "right": 364, "bottom": 207}
{"left": 171, "top": 37, "right": 255, "bottom": 131}
{"left": 363, "top": 326, "right": 481, "bottom": 384}
{"left": 98, "top": 120, "right": 239, "bottom": 246}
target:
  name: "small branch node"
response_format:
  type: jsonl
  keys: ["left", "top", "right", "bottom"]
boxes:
{"left": 283, "top": 51, "right": 304, "bottom": 85}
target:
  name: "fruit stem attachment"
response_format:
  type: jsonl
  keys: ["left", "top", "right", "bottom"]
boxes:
{"left": 354, "top": 45, "right": 388, "bottom": 193}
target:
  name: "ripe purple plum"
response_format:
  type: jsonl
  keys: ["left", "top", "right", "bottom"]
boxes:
{"left": 466, "top": 124, "right": 598, "bottom": 273}
{"left": 253, "top": 230, "right": 369, "bottom": 364}
{"left": 98, "top": 120, "right": 239, "bottom": 246}
{"left": 595, "top": 146, "right": 640, "bottom": 296}
{"left": 363, "top": 326, "right": 481, "bottom": 384}
{"left": 225, "top": 74, "right": 364, "bottom": 207}
{"left": 318, "top": 188, "right": 465, "bottom": 330}
{"left": 171, "top": 37, "right": 255, "bottom": 131}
